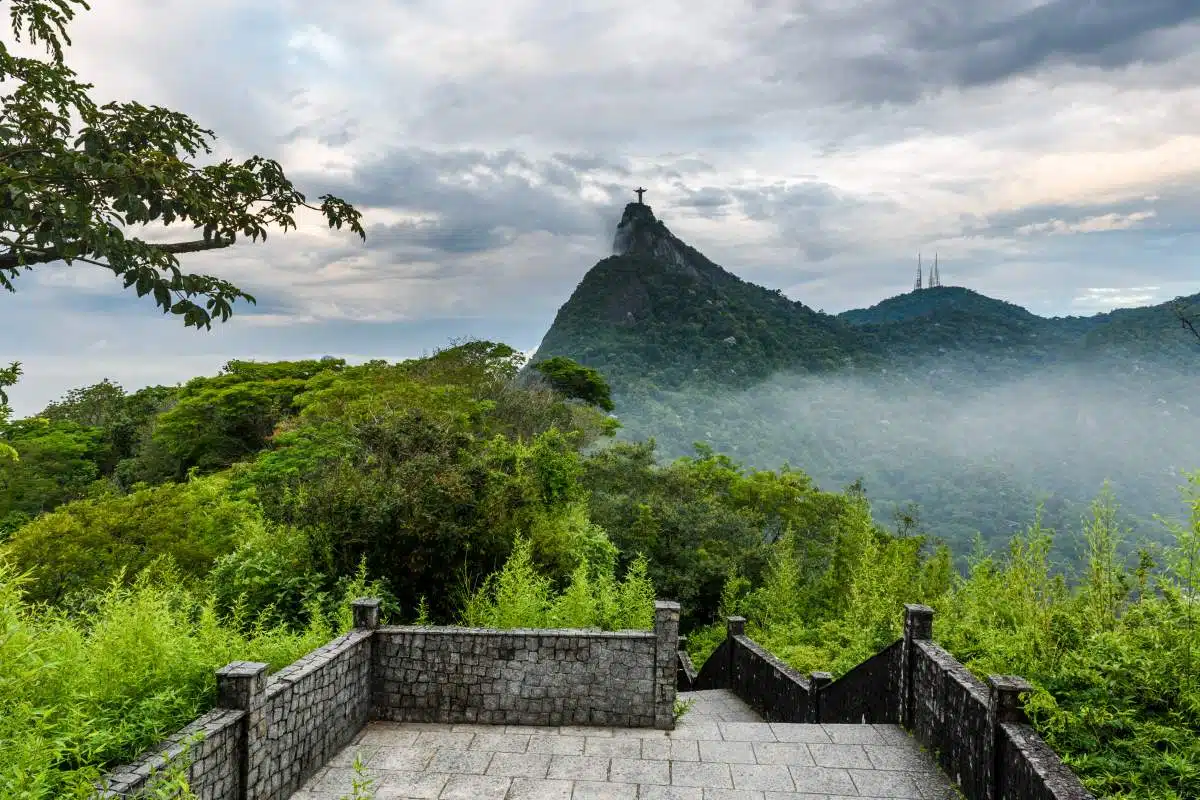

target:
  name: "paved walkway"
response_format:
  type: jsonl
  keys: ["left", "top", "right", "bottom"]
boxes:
{"left": 290, "top": 690, "right": 962, "bottom": 799}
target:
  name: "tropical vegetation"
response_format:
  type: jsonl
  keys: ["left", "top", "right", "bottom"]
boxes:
{"left": 1, "top": 343, "right": 1196, "bottom": 798}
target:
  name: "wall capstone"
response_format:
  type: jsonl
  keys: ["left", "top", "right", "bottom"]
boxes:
{"left": 351, "top": 598, "right": 381, "bottom": 630}
{"left": 216, "top": 662, "right": 268, "bottom": 711}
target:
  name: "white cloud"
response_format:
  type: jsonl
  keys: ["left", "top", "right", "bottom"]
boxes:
{"left": 1016, "top": 210, "right": 1158, "bottom": 236}
{"left": 2, "top": 0, "right": 1199, "bottom": 411}
{"left": 1071, "top": 287, "right": 1165, "bottom": 313}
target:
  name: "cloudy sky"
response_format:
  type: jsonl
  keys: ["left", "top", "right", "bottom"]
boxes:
{"left": 4, "top": 0, "right": 1199, "bottom": 416}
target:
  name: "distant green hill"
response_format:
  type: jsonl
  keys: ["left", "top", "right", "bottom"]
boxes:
{"left": 839, "top": 285, "right": 1044, "bottom": 327}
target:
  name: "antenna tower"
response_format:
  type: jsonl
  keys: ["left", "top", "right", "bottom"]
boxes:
{"left": 913, "top": 253, "right": 923, "bottom": 292}
{"left": 931, "top": 252, "right": 941, "bottom": 288}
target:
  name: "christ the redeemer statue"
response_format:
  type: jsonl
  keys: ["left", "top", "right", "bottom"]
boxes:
{"left": 635, "top": 187, "right": 646, "bottom": 204}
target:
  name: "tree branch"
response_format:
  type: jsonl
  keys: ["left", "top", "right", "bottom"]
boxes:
{"left": 1170, "top": 298, "right": 1200, "bottom": 344}
{"left": 0, "top": 234, "right": 235, "bottom": 270}
{"left": 1182, "top": 315, "right": 1200, "bottom": 344}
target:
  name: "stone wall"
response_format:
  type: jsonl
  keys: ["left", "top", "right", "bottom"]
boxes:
{"left": 247, "top": 628, "right": 373, "bottom": 800}
{"left": 371, "top": 601, "right": 680, "bottom": 729}
{"left": 97, "top": 709, "right": 243, "bottom": 800}
{"left": 817, "top": 640, "right": 902, "bottom": 724}
{"left": 908, "top": 640, "right": 991, "bottom": 799}
{"left": 698, "top": 604, "right": 1095, "bottom": 800}
{"left": 98, "top": 624, "right": 373, "bottom": 800}
{"left": 998, "top": 720, "right": 1097, "bottom": 800}
{"left": 96, "top": 599, "right": 678, "bottom": 799}
{"left": 727, "top": 617, "right": 815, "bottom": 723}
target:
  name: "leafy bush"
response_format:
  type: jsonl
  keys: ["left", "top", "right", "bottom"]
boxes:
{"left": 460, "top": 537, "right": 656, "bottom": 631}
{"left": 0, "top": 472, "right": 255, "bottom": 604}
{"left": 206, "top": 516, "right": 327, "bottom": 630}
{"left": 0, "top": 561, "right": 344, "bottom": 800}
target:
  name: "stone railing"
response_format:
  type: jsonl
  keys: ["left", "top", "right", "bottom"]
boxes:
{"left": 96, "top": 599, "right": 680, "bottom": 800}
{"left": 689, "top": 604, "right": 1094, "bottom": 800}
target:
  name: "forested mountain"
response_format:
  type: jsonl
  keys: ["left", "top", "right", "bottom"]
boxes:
{"left": 533, "top": 203, "right": 1200, "bottom": 557}
{"left": 533, "top": 202, "right": 873, "bottom": 396}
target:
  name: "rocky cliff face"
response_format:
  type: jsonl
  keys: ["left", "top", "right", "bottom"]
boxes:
{"left": 611, "top": 203, "right": 704, "bottom": 279}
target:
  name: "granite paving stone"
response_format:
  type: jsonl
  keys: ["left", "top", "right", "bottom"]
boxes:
{"left": 610, "top": 757, "right": 670, "bottom": 785}
{"left": 426, "top": 748, "right": 493, "bottom": 774}
{"left": 788, "top": 765, "right": 859, "bottom": 795}
{"left": 507, "top": 777, "right": 573, "bottom": 799}
{"left": 730, "top": 763, "right": 796, "bottom": 792}
{"left": 670, "top": 761, "right": 734, "bottom": 789}
{"left": 702, "top": 790, "right": 767, "bottom": 800}
{"left": 471, "top": 732, "right": 532, "bottom": 752}
{"left": 415, "top": 731, "right": 475, "bottom": 750}
{"left": 767, "top": 723, "right": 831, "bottom": 744}
{"left": 548, "top": 755, "right": 611, "bottom": 781}
{"left": 586, "top": 736, "right": 646, "bottom": 759}
{"left": 573, "top": 779, "right": 640, "bottom": 799}
{"left": 865, "top": 744, "right": 939, "bottom": 772}
{"left": 486, "top": 751, "right": 553, "bottom": 778}
{"left": 529, "top": 733, "right": 587, "bottom": 755}
{"left": 439, "top": 773, "right": 511, "bottom": 799}
{"left": 872, "top": 724, "right": 918, "bottom": 746}
{"left": 374, "top": 770, "right": 449, "bottom": 798}
{"left": 285, "top": 690, "right": 963, "bottom": 800}
{"left": 719, "top": 723, "right": 779, "bottom": 742}
{"left": 637, "top": 787, "right": 703, "bottom": 799}
{"left": 823, "top": 723, "right": 885, "bottom": 744}
{"left": 751, "top": 743, "right": 815, "bottom": 767}
{"left": 699, "top": 740, "right": 758, "bottom": 764}
{"left": 849, "top": 767, "right": 925, "bottom": 798}
{"left": 807, "top": 743, "right": 874, "bottom": 769}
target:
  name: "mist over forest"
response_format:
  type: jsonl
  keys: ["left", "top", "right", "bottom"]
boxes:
{"left": 612, "top": 354, "right": 1199, "bottom": 559}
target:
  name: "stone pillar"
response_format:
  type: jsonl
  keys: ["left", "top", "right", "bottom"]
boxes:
{"left": 809, "top": 671, "right": 833, "bottom": 724}
{"left": 216, "top": 661, "right": 268, "bottom": 800}
{"left": 726, "top": 616, "right": 746, "bottom": 698}
{"left": 654, "top": 601, "right": 682, "bottom": 729}
{"left": 984, "top": 675, "right": 1032, "bottom": 800}
{"left": 352, "top": 597, "right": 382, "bottom": 721}
{"left": 900, "top": 604, "right": 933, "bottom": 730}
{"left": 352, "top": 597, "right": 381, "bottom": 629}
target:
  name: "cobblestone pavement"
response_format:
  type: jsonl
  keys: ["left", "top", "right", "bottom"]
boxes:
{"left": 290, "top": 690, "right": 963, "bottom": 799}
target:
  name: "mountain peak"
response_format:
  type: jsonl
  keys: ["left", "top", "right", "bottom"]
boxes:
{"left": 532, "top": 202, "right": 868, "bottom": 391}
{"left": 610, "top": 202, "right": 700, "bottom": 275}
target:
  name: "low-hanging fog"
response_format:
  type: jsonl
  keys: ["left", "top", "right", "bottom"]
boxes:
{"left": 613, "top": 356, "right": 1199, "bottom": 565}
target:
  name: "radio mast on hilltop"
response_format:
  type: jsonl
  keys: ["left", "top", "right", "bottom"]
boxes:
{"left": 913, "top": 252, "right": 944, "bottom": 291}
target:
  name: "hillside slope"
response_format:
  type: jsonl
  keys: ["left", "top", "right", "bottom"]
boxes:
{"left": 532, "top": 203, "right": 871, "bottom": 395}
